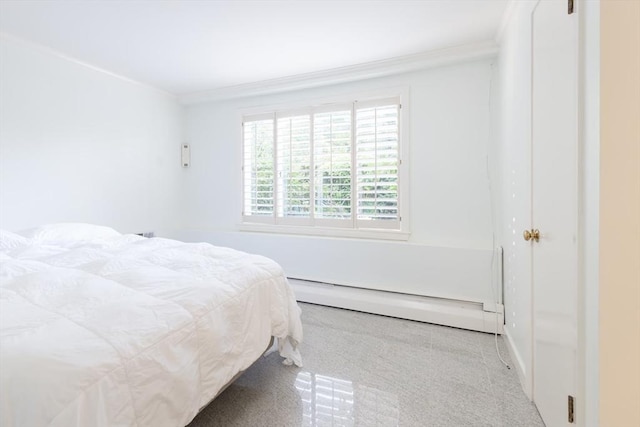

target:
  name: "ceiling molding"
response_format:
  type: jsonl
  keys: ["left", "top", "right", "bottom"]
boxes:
{"left": 179, "top": 40, "right": 499, "bottom": 105}
{"left": 0, "top": 32, "right": 176, "bottom": 99}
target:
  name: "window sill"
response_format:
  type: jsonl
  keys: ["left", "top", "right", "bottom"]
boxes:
{"left": 237, "top": 223, "right": 410, "bottom": 241}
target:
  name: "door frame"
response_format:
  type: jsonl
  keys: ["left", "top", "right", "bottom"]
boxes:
{"left": 576, "top": 0, "right": 600, "bottom": 426}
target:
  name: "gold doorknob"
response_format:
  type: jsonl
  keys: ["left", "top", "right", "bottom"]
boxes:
{"left": 523, "top": 229, "right": 540, "bottom": 242}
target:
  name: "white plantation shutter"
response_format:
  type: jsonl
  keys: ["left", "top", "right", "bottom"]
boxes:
{"left": 277, "top": 115, "right": 312, "bottom": 221}
{"left": 313, "top": 110, "right": 352, "bottom": 221}
{"left": 243, "top": 117, "right": 275, "bottom": 221}
{"left": 241, "top": 96, "right": 403, "bottom": 233}
{"left": 355, "top": 100, "right": 400, "bottom": 228}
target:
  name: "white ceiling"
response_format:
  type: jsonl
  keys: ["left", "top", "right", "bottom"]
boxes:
{"left": 0, "top": 0, "right": 508, "bottom": 95}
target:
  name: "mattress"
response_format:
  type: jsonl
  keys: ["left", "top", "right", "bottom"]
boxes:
{"left": 0, "top": 224, "right": 303, "bottom": 427}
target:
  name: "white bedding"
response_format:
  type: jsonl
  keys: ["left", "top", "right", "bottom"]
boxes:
{"left": 0, "top": 224, "right": 303, "bottom": 427}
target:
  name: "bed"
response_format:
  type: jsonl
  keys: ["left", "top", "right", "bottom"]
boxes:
{"left": 0, "top": 223, "right": 303, "bottom": 427}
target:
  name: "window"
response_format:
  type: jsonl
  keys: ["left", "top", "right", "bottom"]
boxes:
{"left": 242, "top": 96, "right": 405, "bottom": 236}
{"left": 243, "top": 117, "right": 274, "bottom": 217}
{"left": 277, "top": 114, "right": 312, "bottom": 220}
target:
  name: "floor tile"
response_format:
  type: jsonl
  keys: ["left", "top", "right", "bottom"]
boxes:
{"left": 188, "top": 303, "right": 544, "bottom": 427}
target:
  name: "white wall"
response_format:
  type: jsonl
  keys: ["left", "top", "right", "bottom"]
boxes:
{"left": 496, "top": 0, "right": 536, "bottom": 396}
{"left": 0, "top": 36, "right": 184, "bottom": 235}
{"left": 176, "top": 58, "right": 501, "bottom": 306}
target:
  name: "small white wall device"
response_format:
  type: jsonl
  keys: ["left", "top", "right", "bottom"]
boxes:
{"left": 181, "top": 143, "right": 190, "bottom": 167}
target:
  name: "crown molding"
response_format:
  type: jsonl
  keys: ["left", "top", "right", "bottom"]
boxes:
{"left": 0, "top": 32, "right": 176, "bottom": 99}
{"left": 1, "top": 32, "right": 498, "bottom": 105}
{"left": 179, "top": 40, "right": 498, "bottom": 105}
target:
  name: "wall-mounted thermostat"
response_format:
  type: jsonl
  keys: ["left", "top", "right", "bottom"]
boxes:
{"left": 181, "top": 143, "right": 190, "bottom": 167}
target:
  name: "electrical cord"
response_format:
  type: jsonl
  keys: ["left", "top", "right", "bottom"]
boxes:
{"left": 486, "top": 61, "right": 511, "bottom": 370}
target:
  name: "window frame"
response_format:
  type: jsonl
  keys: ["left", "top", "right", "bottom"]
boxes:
{"left": 239, "top": 88, "right": 410, "bottom": 241}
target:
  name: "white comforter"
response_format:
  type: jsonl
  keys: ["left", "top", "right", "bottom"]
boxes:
{"left": 0, "top": 224, "right": 303, "bottom": 427}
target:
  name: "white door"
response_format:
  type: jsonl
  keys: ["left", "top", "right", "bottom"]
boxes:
{"left": 531, "top": 0, "right": 578, "bottom": 425}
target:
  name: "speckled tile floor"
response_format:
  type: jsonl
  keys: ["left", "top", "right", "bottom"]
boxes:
{"left": 188, "top": 303, "right": 544, "bottom": 427}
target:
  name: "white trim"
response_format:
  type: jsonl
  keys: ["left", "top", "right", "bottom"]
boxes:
{"left": 399, "top": 89, "right": 411, "bottom": 235}
{"left": 242, "top": 113, "right": 273, "bottom": 123}
{"left": 354, "top": 96, "right": 401, "bottom": 110}
{"left": 0, "top": 32, "right": 176, "bottom": 99}
{"left": 290, "top": 279, "right": 504, "bottom": 334}
{"left": 495, "top": 1, "right": 539, "bottom": 44}
{"left": 180, "top": 41, "right": 498, "bottom": 104}
{"left": 275, "top": 108, "right": 313, "bottom": 119}
{"left": 578, "top": 1, "right": 600, "bottom": 426}
{"left": 240, "top": 215, "right": 274, "bottom": 225}
{"left": 238, "top": 86, "right": 410, "bottom": 118}
{"left": 504, "top": 328, "right": 533, "bottom": 399}
{"left": 238, "top": 223, "right": 410, "bottom": 241}
{"left": 313, "top": 103, "right": 353, "bottom": 115}
{"left": 495, "top": 0, "right": 517, "bottom": 43}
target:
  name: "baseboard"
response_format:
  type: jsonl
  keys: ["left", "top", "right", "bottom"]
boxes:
{"left": 503, "top": 328, "right": 532, "bottom": 399}
{"left": 289, "top": 279, "right": 504, "bottom": 334}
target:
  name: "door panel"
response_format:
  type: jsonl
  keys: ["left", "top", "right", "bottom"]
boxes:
{"left": 531, "top": 0, "right": 578, "bottom": 425}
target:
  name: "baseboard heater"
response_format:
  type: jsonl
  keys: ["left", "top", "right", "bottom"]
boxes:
{"left": 289, "top": 278, "right": 504, "bottom": 334}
